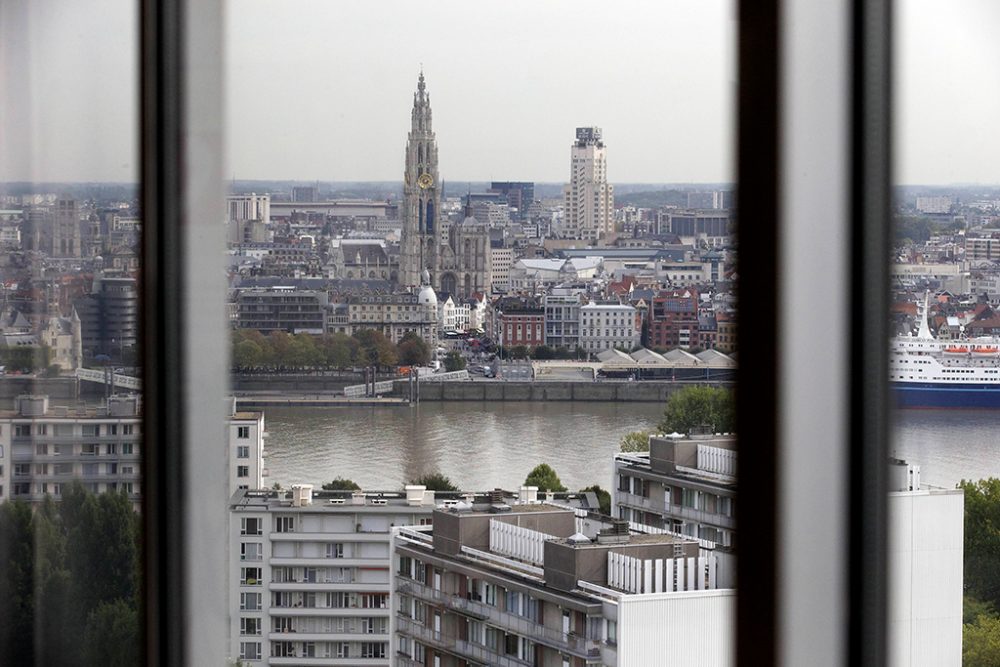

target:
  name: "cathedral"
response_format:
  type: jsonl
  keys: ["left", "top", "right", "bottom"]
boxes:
{"left": 399, "top": 72, "right": 491, "bottom": 299}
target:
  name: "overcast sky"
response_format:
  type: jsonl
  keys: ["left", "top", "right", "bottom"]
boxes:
{"left": 1, "top": 0, "right": 998, "bottom": 185}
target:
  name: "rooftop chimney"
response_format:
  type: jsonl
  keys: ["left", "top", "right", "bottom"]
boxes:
{"left": 291, "top": 484, "right": 313, "bottom": 507}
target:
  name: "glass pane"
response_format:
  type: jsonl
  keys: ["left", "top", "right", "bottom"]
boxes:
{"left": 0, "top": 0, "right": 142, "bottom": 665}
{"left": 891, "top": 1, "right": 998, "bottom": 663}
{"left": 226, "top": 1, "right": 735, "bottom": 664}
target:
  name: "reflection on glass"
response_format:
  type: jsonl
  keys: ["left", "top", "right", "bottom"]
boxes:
{"left": 0, "top": 0, "right": 142, "bottom": 664}
{"left": 890, "top": 1, "right": 1000, "bottom": 664}
{"left": 225, "top": 1, "right": 736, "bottom": 664}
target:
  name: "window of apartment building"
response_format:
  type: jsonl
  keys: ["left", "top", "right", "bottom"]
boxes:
{"left": 239, "top": 642, "right": 261, "bottom": 660}
{"left": 237, "top": 426, "right": 250, "bottom": 439}
{"left": 361, "top": 642, "right": 385, "bottom": 659}
{"left": 81, "top": 443, "right": 98, "bottom": 456}
{"left": 240, "top": 567, "right": 261, "bottom": 585}
{"left": 82, "top": 425, "right": 99, "bottom": 438}
{"left": 14, "top": 425, "right": 30, "bottom": 438}
{"left": 240, "top": 593, "right": 262, "bottom": 611}
{"left": 14, "top": 463, "right": 29, "bottom": 476}
{"left": 35, "top": 444, "right": 48, "bottom": 456}
{"left": 237, "top": 445, "right": 249, "bottom": 459}
{"left": 106, "top": 443, "right": 117, "bottom": 455}
{"left": 122, "top": 424, "right": 134, "bottom": 435}
{"left": 241, "top": 542, "right": 262, "bottom": 561}
{"left": 241, "top": 517, "right": 262, "bottom": 536}
{"left": 237, "top": 466, "right": 249, "bottom": 478}
{"left": 240, "top": 617, "right": 261, "bottom": 636}
{"left": 122, "top": 443, "right": 135, "bottom": 455}
{"left": 335, "top": 642, "right": 350, "bottom": 659}
{"left": 107, "top": 424, "right": 118, "bottom": 435}
{"left": 275, "top": 516, "right": 295, "bottom": 532}
{"left": 326, "top": 542, "right": 344, "bottom": 559}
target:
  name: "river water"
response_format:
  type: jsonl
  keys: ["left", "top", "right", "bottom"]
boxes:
{"left": 261, "top": 402, "right": 664, "bottom": 492}
{"left": 260, "top": 402, "right": 1000, "bottom": 492}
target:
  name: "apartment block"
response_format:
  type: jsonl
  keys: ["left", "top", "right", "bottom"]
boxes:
{"left": 543, "top": 291, "right": 584, "bottom": 351}
{"left": 236, "top": 288, "right": 329, "bottom": 334}
{"left": 344, "top": 292, "right": 438, "bottom": 346}
{"left": 578, "top": 302, "right": 639, "bottom": 354}
{"left": 612, "top": 433, "right": 736, "bottom": 547}
{"left": 647, "top": 289, "right": 700, "bottom": 350}
{"left": 391, "top": 494, "right": 734, "bottom": 667}
{"left": 230, "top": 485, "right": 442, "bottom": 666}
{"left": 0, "top": 394, "right": 142, "bottom": 505}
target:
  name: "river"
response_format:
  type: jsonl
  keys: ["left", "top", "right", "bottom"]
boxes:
{"left": 260, "top": 402, "right": 1000, "bottom": 492}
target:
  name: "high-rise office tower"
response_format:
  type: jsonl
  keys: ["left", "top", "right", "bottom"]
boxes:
{"left": 399, "top": 72, "right": 490, "bottom": 297}
{"left": 563, "top": 126, "right": 614, "bottom": 241}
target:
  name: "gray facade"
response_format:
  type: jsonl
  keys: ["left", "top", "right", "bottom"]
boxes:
{"left": 236, "top": 288, "right": 329, "bottom": 333}
{"left": 392, "top": 498, "right": 713, "bottom": 667}
{"left": 613, "top": 434, "right": 736, "bottom": 547}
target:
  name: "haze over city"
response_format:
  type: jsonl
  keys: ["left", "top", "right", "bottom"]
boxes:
{"left": 2, "top": 0, "right": 1000, "bottom": 184}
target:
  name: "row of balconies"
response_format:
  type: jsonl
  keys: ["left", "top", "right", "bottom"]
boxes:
{"left": 395, "top": 616, "right": 531, "bottom": 667}
{"left": 396, "top": 577, "right": 600, "bottom": 658}
{"left": 615, "top": 491, "right": 735, "bottom": 530}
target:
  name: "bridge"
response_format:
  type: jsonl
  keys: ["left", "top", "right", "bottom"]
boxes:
{"left": 75, "top": 368, "right": 142, "bottom": 391}
{"left": 343, "top": 369, "right": 470, "bottom": 398}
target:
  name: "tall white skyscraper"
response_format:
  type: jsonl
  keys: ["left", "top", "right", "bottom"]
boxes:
{"left": 563, "top": 126, "right": 614, "bottom": 241}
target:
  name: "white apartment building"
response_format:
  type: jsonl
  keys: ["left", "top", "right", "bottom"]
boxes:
{"left": 563, "top": 127, "right": 614, "bottom": 241}
{"left": 491, "top": 246, "right": 514, "bottom": 293}
{"left": 915, "top": 195, "right": 953, "bottom": 215}
{"left": 887, "top": 460, "right": 963, "bottom": 667}
{"left": 229, "top": 485, "right": 441, "bottom": 666}
{"left": 228, "top": 193, "right": 271, "bottom": 224}
{"left": 0, "top": 394, "right": 142, "bottom": 506}
{"left": 0, "top": 394, "right": 264, "bottom": 507}
{"left": 391, "top": 496, "right": 734, "bottom": 667}
{"left": 229, "top": 404, "right": 267, "bottom": 493}
{"left": 579, "top": 301, "right": 640, "bottom": 354}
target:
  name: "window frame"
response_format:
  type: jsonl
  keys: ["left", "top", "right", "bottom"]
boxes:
{"left": 136, "top": 1, "right": 893, "bottom": 665}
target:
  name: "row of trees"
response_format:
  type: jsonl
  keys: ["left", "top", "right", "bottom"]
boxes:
{"left": 232, "top": 329, "right": 431, "bottom": 371}
{"left": 0, "top": 484, "right": 139, "bottom": 667}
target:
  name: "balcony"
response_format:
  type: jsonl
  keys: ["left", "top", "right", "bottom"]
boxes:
{"left": 395, "top": 616, "right": 530, "bottom": 667}
{"left": 268, "top": 630, "right": 388, "bottom": 642}
{"left": 268, "top": 658, "right": 387, "bottom": 666}
{"left": 269, "top": 606, "right": 390, "bottom": 617}
{"left": 269, "top": 582, "right": 388, "bottom": 593}
{"left": 616, "top": 491, "right": 736, "bottom": 530}
{"left": 396, "top": 578, "right": 600, "bottom": 659}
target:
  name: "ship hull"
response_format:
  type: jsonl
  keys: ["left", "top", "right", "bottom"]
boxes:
{"left": 893, "top": 381, "right": 1000, "bottom": 409}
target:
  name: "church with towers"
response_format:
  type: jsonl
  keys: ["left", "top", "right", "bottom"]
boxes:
{"left": 398, "top": 71, "right": 491, "bottom": 299}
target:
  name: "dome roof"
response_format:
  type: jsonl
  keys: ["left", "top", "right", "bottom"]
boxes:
{"left": 418, "top": 283, "right": 437, "bottom": 307}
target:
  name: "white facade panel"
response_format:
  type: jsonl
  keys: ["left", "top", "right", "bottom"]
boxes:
{"left": 618, "top": 589, "right": 735, "bottom": 667}
{"left": 888, "top": 490, "right": 963, "bottom": 667}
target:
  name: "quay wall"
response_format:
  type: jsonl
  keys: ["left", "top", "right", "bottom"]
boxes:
{"left": 394, "top": 381, "right": 728, "bottom": 402}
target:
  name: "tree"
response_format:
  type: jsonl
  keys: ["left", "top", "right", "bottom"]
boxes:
{"left": 532, "top": 345, "right": 555, "bottom": 360}
{"left": 524, "top": 463, "right": 567, "bottom": 492}
{"left": 659, "top": 385, "right": 734, "bottom": 435}
{"left": 398, "top": 332, "right": 431, "bottom": 366}
{"left": 964, "top": 613, "right": 1000, "bottom": 667}
{"left": 233, "top": 340, "right": 264, "bottom": 368}
{"left": 580, "top": 485, "right": 611, "bottom": 515}
{"left": 960, "top": 478, "right": 1000, "bottom": 608}
{"left": 83, "top": 599, "right": 139, "bottom": 667}
{"left": 510, "top": 345, "right": 529, "bottom": 360}
{"left": 322, "top": 477, "right": 361, "bottom": 491}
{"left": 444, "top": 351, "right": 466, "bottom": 372}
{"left": 619, "top": 430, "right": 652, "bottom": 452}
{"left": 355, "top": 329, "right": 398, "bottom": 369}
{"left": 410, "top": 472, "right": 459, "bottom": 492}
{"left": 319, "top": 333, "right": 357, "bottom": 369}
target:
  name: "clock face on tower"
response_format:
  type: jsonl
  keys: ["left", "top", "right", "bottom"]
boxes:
{"left": 417, "top": 173, "right": 434, "bottom": 189}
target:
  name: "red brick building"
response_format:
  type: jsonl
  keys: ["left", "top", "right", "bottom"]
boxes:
{"left": 495, "top": 296, "right": 544, "bottom": 348}
{"left": 647, "top": 289, "right": 700, "bottom": 349}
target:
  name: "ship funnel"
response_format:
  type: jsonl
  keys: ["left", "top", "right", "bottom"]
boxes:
{"left": 916, "top": 291, "right": 934, "bottom": 340}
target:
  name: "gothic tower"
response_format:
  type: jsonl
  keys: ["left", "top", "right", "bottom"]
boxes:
{"left": 399, "top": 71, "right": 442, "bottom": 290}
